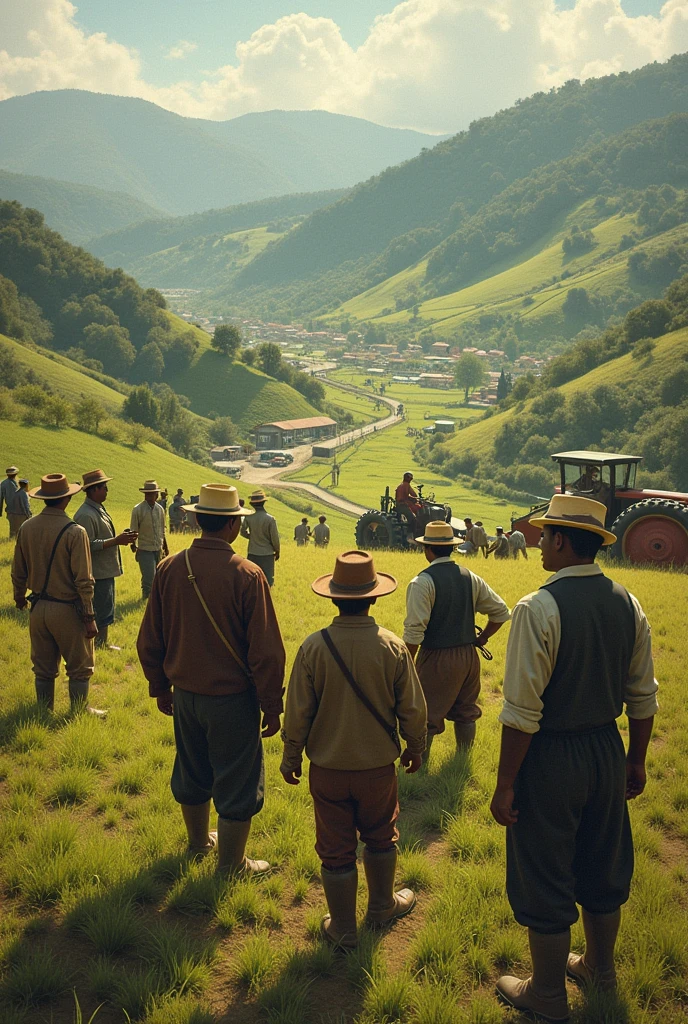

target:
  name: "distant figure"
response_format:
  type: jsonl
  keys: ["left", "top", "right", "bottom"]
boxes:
{"left": 313, "top": 515, "right": 330, "bottom": 548}
{"left": 509, "top": 529, "right": 528, "bottom": 560}
{"left": 395, "top": 472, "right": 422, "bottom": 516}
{"left": 168, "top": 489, "right": 186, "bottom": 534}
{"left": 186, "top": 497, "right": 200, "bottom": 534}
{"left": 158, "top": 488, "right": 168, "bottom": 512}
{"left": 7, "top": 477, "right": 31, "bottom": 535}
{"left": 241, "top": 488, "right": 280, "bottom": 587}
{"left": 294, "top": 518, "right": 311, "bottom": 546}
{"left": 459, "top": 516, "right": 479, "bottom": 555}
{"left": 473, "top": 520, "right": 489, "bottom": 558}
{"left": 1, "top": 465, "right": 20, "bottom": 537}
{"left": 130, "top": 480, "right": 169, "bottom": 599}
{"left": 488, "top": 527, "right": 511, "bottom": 560}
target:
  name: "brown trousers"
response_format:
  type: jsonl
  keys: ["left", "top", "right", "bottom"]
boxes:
{"left": 416, "top": 643, "right": 481, "bottom": 736}
{"left": 8, "top": 513, "right": 29, "bottom": 538}
{"left": 29, "top": 601, "right": 94, "bottom": 681}
{"left": 309, "top": 762, "right": 399, "bottom": 871}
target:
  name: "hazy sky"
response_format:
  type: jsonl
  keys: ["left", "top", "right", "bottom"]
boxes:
{"left": 1, "top": 1, "right": 686, "bottom": 132}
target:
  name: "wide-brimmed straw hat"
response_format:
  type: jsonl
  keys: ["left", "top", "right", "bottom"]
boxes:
{"left": 29, "top": 473, "right": 82, "bottom": 500}
{"left": 6, "top": 466, "right": 19, "bottom": 475}
{"left": 415, "top": 520, "right": 457, "bottom": 546}
{"left": 311, "top": 550, "right": 397, "bottom": 599}
{"left": 249, "top": 489, "right": 268, "bottom": 505}
{"left": 182, "top": 483, "right": 254, "bottom": 517}
{"left": 82, "top": 469, "right": 113, "bottom": 489}
{"left": 139, "top": 480, "right": 160, "bottom": 493}
{"left": 529, "top": 494, "right": 616, "bottom": 545}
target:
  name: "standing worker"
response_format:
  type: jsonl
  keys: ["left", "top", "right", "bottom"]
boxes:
{"left": 7, "top": 477, "right": 32, "bottom": 535}
{"left": 294, "top": 517, "right": 311, "bottom": 546}
{"left": 488, "top": 526, "right": 511, "bottom": 560}
{"left": 137, "top": 484, "right": 286, "bottom": 873}
{"left": 313, "top": 515, "right": 330, "bottom": 548}
{"left": 74, "top": 469, "right": 137, "bottom": 650}
{"left": 130, "top": 480, "right": 168, "bottom": 600}
{"left": 168, "top": 489, "right": 186, "bottom": 534}
{"left": 490, "top": 495, "right": 658, "bottom": 1022}
{"left": 11, "top": 473, "right": 103, "bottom": 715}
{"left": 280, "top": 550, "right": 427, "bottom": 947}
{"left": 508, "top": 528, "right": 528, "bottom": 560}
{"left": 1, "top": 466, "right": 20, "bottom": 537}
{"left": 240, "top": 489, "right": 280, "bottom": 587}
{"left": 404, "top": 521, "right": 510, "bottom": 758}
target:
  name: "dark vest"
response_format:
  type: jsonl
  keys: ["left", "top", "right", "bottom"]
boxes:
{"left": 420, "top": 560, "right": 475, "bottom": 649}
{"left": 540, "top": 573, "right": 636, "bottom": 732}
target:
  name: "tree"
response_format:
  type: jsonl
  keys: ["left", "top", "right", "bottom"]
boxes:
{"left": 123, "top": 385, "right": 160, "bottom": 429}
{"left": 211, "top": 324, "right": 242, "bottom": 358}
{"left": 163, "top": 332, "right": 198, "bottom": 374}
{"left": 624, "top": 299, "right": 672, "bottom": 344}
{"left": 43, "top": 394, "right": 72, "bottom": 428}
{"left": 209, "top": 416, "right": 240, "bottom": 446}
{"left": 82, "top": 323, "right": 136, "bottom": 379}
{"left": 454, "top": 353, "right": 487, "bottom": 402}
{"left": 131, "top": 342, "right": 164, "bottom": 383}
{"left": 497, "top": 369, "right": 509, "bottom": 401}
{"left": 241, "top": 348, "right": 256, "bottom": 366}
{"left": 257, "top": 343, "right": 283, "bottom": 378}
{"left": 74, "top": 397, "right": 105, "bottom": 434}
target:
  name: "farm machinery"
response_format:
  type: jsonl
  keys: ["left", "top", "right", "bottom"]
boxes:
{"left": 355, "top": 483, "right": 461, "bottom": 550}
{"left": 511, "top": 451, "right": 688, "bottom": 566}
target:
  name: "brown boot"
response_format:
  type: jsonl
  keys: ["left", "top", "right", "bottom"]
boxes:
{"left": 496, "top": 928, "right": 570, "bottom": 1023}
{"left": 453, "top": 721, "right": 476, "bottom": 749}
{"left": 567, "top": 909, "right": 620, "bottom": 992}
{"left": 320, "top": 867, "right": 358, "bottom": 948}
{"left": 68, "top": 678, "right": 107, "bottom": 717}
{"left": 362, "top": 848, "right": 416, "bottom": 927}
{"left": 216, "top": 817, "right": 271, "bottom": 877}
{"left": 35, "top": 677, "right": 55, "bottom": 712}
{"left": 181, "top": 801, "right": 217, "bottom": 857}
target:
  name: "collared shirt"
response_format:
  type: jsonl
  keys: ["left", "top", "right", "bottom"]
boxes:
{"left": 12, "top": 506, "right": 94, "bottom": 614}
{"left": 137, "top": 537, "right": 285, "bottom": 712}
{"left": 281, "top": 615, "right": 427, "bottom": 773}
{"left": 168, "top": 496, "right": 186, "bottom": 523}
{"left": 1, "top": 477, "right": 19, "bottom": 516}
{"left": 130, "top": 499, "right": 166, "bottom": 551}
{"left": 403, "top": 556, "right": 511, "bottom": 645}
{"left": 508, "top": 530, "right": 526, "bottom": 550}
{"left": 313, "top": 523, "right": 330, "bottom": 546}
{"left": 74, "top": 497, "right": 122, "bottom": 580}
{"left": 241, "top": 507, "right": 280, "bottom": 557}
{"left": 499, "top": 564, "right": 658, "bottom": 734}
{"left": 294, "top": 523, "right": 310, "bottom": 544}
{"left": 8, "top": 488, "right": 31, "bottom": 517}
{"left": 488, "top": 535, "right": 510, "bottom": 557}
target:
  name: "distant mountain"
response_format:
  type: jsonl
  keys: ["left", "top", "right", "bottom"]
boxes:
{"left": 0, "top": 91, "right": 445, "bottom": 216}
{"left": 0, "top": 169, "right": 164, "bottom": 245}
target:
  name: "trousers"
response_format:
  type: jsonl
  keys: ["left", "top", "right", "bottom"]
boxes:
{"left": 416, "top": 643, "right": 481, "bottom": 735}
{"left": 247, "top": 553, "right": 275, "bottom": 587}
{"left": 8, "top": 513, "right": 29, "bottom": 538}
{"left": 137, "top": 549, "right": 161, "bottom": 597}
{"left": 93, "top": 577, "right": 116, "bottom": 629}
{"left": 29, "top": 600, "right": 94, "bottom": 681}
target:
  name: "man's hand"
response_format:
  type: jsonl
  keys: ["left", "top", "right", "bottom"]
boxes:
{"left": 162, "top": 540, "right": 170, "bottom": 557}
{"left": 490, "top": 783, "right": 518, "bottom": 826}
{"left": 626, "top": 761, "right": 647, "bottom": 800}
{"left": 281, "top": 765, "right": 301, "bottom": 786}
{"left": 156, "top": 692, "right": 174, "bottom": 716}
{"left": 85, "top": 620, "right": 99, "bottom": 640}
{"left": 116, "top": 531, "right": 137, "bottom": 545}
{"left": 400, "top": 749, "right": 422, "bottom": 774}
{"left": 275, "top": 553, "right": 280, "bottom": 561}
{"left": 261, "top": 713, "right": 281, "bottom": 738}
{"left": 15, "top": 598, "right": 28, "bottom": 611}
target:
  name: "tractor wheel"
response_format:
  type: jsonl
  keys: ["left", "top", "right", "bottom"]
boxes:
{"left": 611, "top": 499, "right": 688, "bottom": 566}
{"left": 355, "top": 510, "right": 408, "bottom": 550}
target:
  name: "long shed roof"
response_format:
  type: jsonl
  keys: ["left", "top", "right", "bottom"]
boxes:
{"left": 257, "top": 417, "right": 336, "bottom": 430}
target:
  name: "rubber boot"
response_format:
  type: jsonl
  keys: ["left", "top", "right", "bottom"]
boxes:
{"left": 35, "top": 677, "right": 55, "bottom": 712}
{"left": 453, "top": 721, "right": 476, "bottom": 749}
{"left": 94, "top": 626, "right": 122, "bottom": 652}
{"left": 216, "top": 817, "right": 271, "bottom": 877}
{"left": 68, "top": 678, "right": 107, "bottom": 718}
{"left": 496, "top": 928, "right": 570, "bottom": 1023}
{"left": 567, "top": 908, "right": 620, "bottom": 992}
{"left": 320, "top": 867, "right": 358, "bottom": 948}
{"left": 181, "top": 801, "right": 217, "bottom": 857}
{"left": 362, "top": 847, "right": 416, "bottom": 926}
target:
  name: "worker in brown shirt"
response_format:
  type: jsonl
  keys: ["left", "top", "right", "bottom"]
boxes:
{"left": 281, "top": 550, "right": 427, "bottom": 948}
{"left": 137, "top": 483, "right": 286, "bottom": 875}
{"left": 12, "top": 473, "right": 101, "bottom": 714}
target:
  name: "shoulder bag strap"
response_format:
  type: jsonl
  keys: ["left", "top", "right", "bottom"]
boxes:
{"left": 320, "top": 628, "right": 400, "bottom": 750}
{"left": 39, "top": 523, "right": 74, "bottom": 597}
{"left": 184, "top": 548, "right": 251, "bottom": 678}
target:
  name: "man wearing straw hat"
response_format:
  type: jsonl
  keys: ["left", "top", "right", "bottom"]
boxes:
{"left": 130, "top": 480, "right": 168, "bottom": 599}
{"left": 137, "top": 483, "right": 286, "bottom": 874}
{"left": 240, "top": 488, "right": 280, "bottom": 586}
{"left": 280, "top": 550, "right": 427, "bottom": 948}
{"left": 74, "top": 470, "right": 138, "bottom": 649}
{"left": 490, "top": 495, "right": 658, "bottom": 1023}
{"left": 1, "top": 465, "right": 20, "bottom": 537}
{"left": 404, "top": 520, "right": 510, "bottom": 758}
{"left": 11, "top": 473, "right": 103, "bottom": 714}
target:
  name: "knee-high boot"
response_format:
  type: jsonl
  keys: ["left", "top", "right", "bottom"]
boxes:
{"left": 181, "top": 801, "right": 216, "bottom": 856}
{"left": 68, "top": 678, "right": 107, "bottom": 717}
{"left": 216, "top": 817, "right": 271, "bottom": 877}
{"left": 362, "top": 847, "right": 416, "bottom": 926}
{"left": 35, "top": 677, "right": 55, "bottom": 711}
{"left": 567, "top": 908, "right": 620, "bottom": 991}
{"left": 320, "top": 867, "right": 358, "bottom": 948}
{"left": 496, "top": 928, "right": 570, "bottom": 1023}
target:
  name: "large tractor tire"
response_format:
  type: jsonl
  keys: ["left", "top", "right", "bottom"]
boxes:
{"left": 355, "top": 510, "right": 408, "bottom": 550}
{"left": 611, "top": 499, "right": 688, "bottom": 566}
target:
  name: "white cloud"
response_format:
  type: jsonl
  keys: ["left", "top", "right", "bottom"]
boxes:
{"left": 0, "top": 0, "right": 687, "bottom": 130}
{"left": 165, "top": 40, "right": 198, "bottom": 61}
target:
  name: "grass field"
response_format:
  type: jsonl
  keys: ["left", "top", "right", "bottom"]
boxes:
{"left": 320, "top": 383, "right": 389, "bottom": 428}
{"left": 328, "top": 372, "right": 485, "bottom": 431}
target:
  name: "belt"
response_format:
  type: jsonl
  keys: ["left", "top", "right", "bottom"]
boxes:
{"left": 537, "top": 721, "right": 617, "bottom": 738}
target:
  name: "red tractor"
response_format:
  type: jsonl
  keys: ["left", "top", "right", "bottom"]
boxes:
{"left": 511, "top": 451, "right": 688, "bottom": 566}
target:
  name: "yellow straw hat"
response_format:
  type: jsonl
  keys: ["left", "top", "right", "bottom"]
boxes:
{"left": 415, "top": 520, "right": 457, "bottom": 546}
{"left": 529, "top": 494, "right": 616, "bottom": 545}
{"left": 182, "top": 483, "right": 254, "bottom": 517}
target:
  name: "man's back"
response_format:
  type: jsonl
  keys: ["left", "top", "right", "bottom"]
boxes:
{"left": 12, "top": 508, "right": 92, "bottom": 603}
{"left": 243, "top": 507, "right": 280, "bottom": 555}
{"left": 314, "top": 523, "right": 330, "bottom": 545}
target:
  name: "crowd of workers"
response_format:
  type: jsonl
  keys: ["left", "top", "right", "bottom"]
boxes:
{"left": 3, "top": 458, "right": 659, "bottom": 1023}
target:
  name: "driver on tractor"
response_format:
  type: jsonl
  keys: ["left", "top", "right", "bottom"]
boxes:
{"left": 395, "top": 473, "right": 422, "bottom": 518}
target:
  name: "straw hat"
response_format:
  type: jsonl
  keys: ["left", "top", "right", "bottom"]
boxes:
{"left": 249, "top": 489, "right": 268, "bottom": 505}
{"left": 311, "top": 550, "right": 397, "bottom": 599}
{"left": 182, "top": 483, "right": 254, "bottom": 517}
{"left": 29, "top": 473, "right": 82, "bottom": 500}
{"left": 82, "top": 469, "right": 113, "bottom": 489}
{"left": 139, "top": 480, "right": 160, "bottom": 493}
{"left": 6, "top": 466, "right": 19, "bottom": 475}
{"left": 415, "top": 520, "right": 457, "bottom": 546}
{"left": 529, "top": 494, "right": 616, "bottom": 545}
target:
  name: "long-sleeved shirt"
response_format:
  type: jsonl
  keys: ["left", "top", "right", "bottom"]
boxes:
{"left": 73, "top": 497, "right": 122, "bottom": 580}
{"left": 136, "top": 537, "right": 285, "bottom": 714}
{"left": 130, "top": 499, "right": 166, "bottom": 551}
{"left": 281, "top": 615, "right": 427, "bottom": 773}
{"left": 313, "top": 523, "right": 330, "bottom": 546}
{"left": 499, "top": 564, "right": 658, "bottom": 734}
{"left": 12, "top": 506, "right": 94, "bottom": 615}
{"left": 403, "top": 557, "right": 511, "bottom": 645}
{"left": 508, "top": 530, "right": 527, "bottom": 551}
{"left": 294, "top": 523, "right": 311, "bottom": 544}
{"left": 1, "top": 477, "right": 19, "bottom": 516}
{"left": 8, "top": 488, "right": 31, "bottom": 517}
{"left": 241, "top": 507, "right": 280, "bottom": 557}
{"left": 168, "top": 496, "right": 186, "bottom": 523}
{"left": 488, "top": 535, "right": 511, "bottom": 558}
